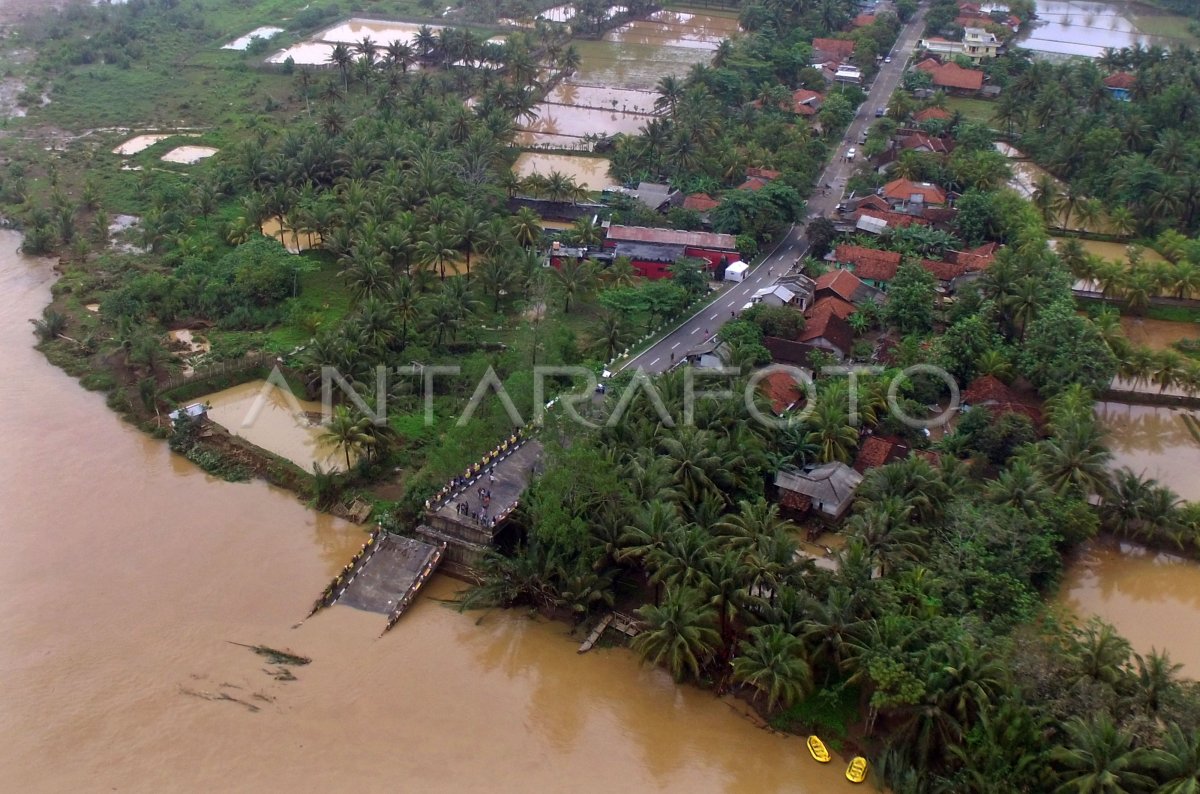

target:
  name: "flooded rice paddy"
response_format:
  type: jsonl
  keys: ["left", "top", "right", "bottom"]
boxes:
{"left": 200, "top": 379, "right": 348, "bottom": 472}
{"left": 1060, "top": 538, "right": 1200, "bottom": 674}
{"left": 112, "top": 133, "right": 195, "bottom": 155}
{"left": 268, "top": 19, "right": 446, "bottom": 65}
{"left": 260, "top": 216, "right": 322, "bottom": 253}
{"left": 222, "top": 26, "right": 284, "bottom": 51}
{"left": 1017, "top": 0, "right": 1179, "bottom": 59}
{"left": 0, "top": 226, "right": 860, "bottom": 790}
{"left": 160, "top": 145, "right": 219, "bottom": 164}
{"left": 519, "top": 9, "right": 738, "bottom": 148}
{"left": 1117, "top": 316, "right": 1198, "bottom": 351}
{"left": 1096, "top": 401, "right": 1200, "bottom": 501}
{"left": 512, "top": 151, "right": 614, "bottom": 191}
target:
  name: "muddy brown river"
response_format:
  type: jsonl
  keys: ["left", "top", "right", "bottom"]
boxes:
{"left": 0, "top": 230, "right": 861, "bottom": 789}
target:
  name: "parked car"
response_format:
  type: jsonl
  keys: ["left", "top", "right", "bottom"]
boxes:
{"left": 859, "top": 130, "right": 868, "bottom": 144}
{"left": 846, "top": 147, "right": 857, "bottom": 160}
{"left": 884, "top": 56, "right": 892, "bottom": 63}
{"left": 875, "top": 106, "right": 886, "bottom": 117}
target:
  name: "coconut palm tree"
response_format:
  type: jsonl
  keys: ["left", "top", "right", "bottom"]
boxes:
{"left": 732, "top": 625, "right": 812, "bottom": 713}
{"left": 660, "top": 429, "right": 732, "bottom": 505}
{"left": 550, "top": 257, "right": 596, "bottom": 313}
{"left": 417, "top": 223, "right": 460, "bottom": 280}
{"left": 602, "top": 255, "right": 638, "bottom": 288}
{"left": 1051, "top": 715, "right": 1154, "bottom": 794}
{"left": 1149, "top": 723, "right": 1200, "bottom": 794}
{"left": 328, "top": 43, "right": 353, "bottom": 92}
{"left": 1133, "top": 648, "right": 1181, "bottom": 713}
{"left": 590, "top": 310, "right": 632, "bottom": 362}
{"left": 620, "top": 500, "right": 683, "bottom": 570}
{"left": 322, "top": 405, "right": 374, "bottom": 471}
{"left": 803, "top": 400, "right": 859, "bottom": 464}
{"left": 715, "top": 498, "right": 794, "bottom": 550}
{"left": 1034, "top": 419, "right": 1113, "bottom": 499}
{"left": 654, "top": 74, "right": 685, "bottom": 118}
{"left": 631, "top": 587, "right": 721, "bottom": 682}
{"left": 986, "top": 460, "right": 1052, "bottom": 518}
{"left": 511, "top": 207, "right": 543, "bottom": 248}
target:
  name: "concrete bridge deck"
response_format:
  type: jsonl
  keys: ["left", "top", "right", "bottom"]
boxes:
{"left": 431, "top": 440, "right": 543, "bottom": 530}
{"left": 334, "top": 534, "right": 444, "bottom": 623}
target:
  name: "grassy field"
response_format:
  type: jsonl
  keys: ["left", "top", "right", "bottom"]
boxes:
{"left": 1133, "top": 10, "right": 1200, "bottom": 46}
{"left": 944, "top": 96, "right": 996, "bottom": 127}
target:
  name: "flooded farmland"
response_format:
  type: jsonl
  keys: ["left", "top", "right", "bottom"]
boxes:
{"left": 1017, "top": 0, "right": 1182, "bottom": 59}
{"left": 1095, "top": 401, "right": 1200, "bottom": 502}
{"left": 268, "top": 18, "right": 446, "bottom": 65}
{"left": 519, "top": 8, "right": 739, "bottom": 148}
{"left": 512, "top": 151, "right": 614, "bottom": 190}
{"left": 1116, "top": 316, "right": 1199, "bottom": 351}
{"left": 200, "top": 379, "right": 349, "bottom": 472}
{"left": 1060, "top": 538, "right": 1200, "bottom": 674}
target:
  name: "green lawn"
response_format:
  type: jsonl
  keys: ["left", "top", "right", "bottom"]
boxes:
{"left": 944, "top": 96, "right": 996, "bottom": 127}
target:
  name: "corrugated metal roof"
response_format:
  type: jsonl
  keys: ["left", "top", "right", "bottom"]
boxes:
{"left": 606, "top": 225, "right": 738, "bottom": 250}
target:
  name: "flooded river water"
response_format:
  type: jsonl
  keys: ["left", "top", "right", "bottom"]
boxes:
{"left": 0, "top": 229, "right": 856, "bottom": 790}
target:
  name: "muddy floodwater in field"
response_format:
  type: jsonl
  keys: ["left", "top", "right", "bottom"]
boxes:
{"left": 516, "top": 104, "right": 653, "bottom": 148}
{"left": 1095, "top": 401, "right": 1200, "bottom": 502}
{"left": 160, "top": 145, "right": 219, "bottom": 164}
{"left": 512, "top": 152, "right": 613, "bottom": 191}
{"left": 112, "top": 133, "right": 195, "bottom": 155}
{"left": 1116, "top": 316, "right": 1199, "bottom": 351}
{"left": 269, "top": 18, "right": 447, "bottom": 64}
{"left": 1017, "top": 0, "right": 1179, "bottom": 59}
{"left": 519, "top": 9, "right": 738, "bottom": 146}
{"left": 260, "top": 216, "right": 321, "bottom": 253}
{"left": 200, "top": 380, "right": 349, "bottom": 472}
{"left": 1060, "top": 538, "right": 1200, "bottom": 675}
{"left": 222, "top": 26, "right": 284, "bottom": 50}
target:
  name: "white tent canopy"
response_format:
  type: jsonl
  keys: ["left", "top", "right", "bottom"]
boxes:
{"left": 724, "top": 261, "right": 749, "bottom": 281}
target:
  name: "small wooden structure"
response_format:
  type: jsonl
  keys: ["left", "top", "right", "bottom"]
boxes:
{"left": 578, "top": 611, "right": 643, "bottom": 653}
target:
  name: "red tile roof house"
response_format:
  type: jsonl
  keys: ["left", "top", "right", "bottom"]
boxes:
{"left": 813, "top": 268, "right": 883, "bottom": 305}
{"left": 830, "top": 244, "right": 902, "bottom": 291}
{"left": 856, "top": 207, "right": 931, "bottom": 231}
{"left": 913, "top": 106, "right": 953, "bottom": 124}
{"left": 853, "top": 435, "right": 910, "bottom": 474}
{"left": 799, "top": 296, "right": 855, "bottom": 359}
{"left": 738, "top": 167, "right": 782, "bottom": 192}
{"left": 790, "top": 89, "right": 824, "bottom": 116}
{"left": 1103, "top": 72, "right": 1135, "bottom": 101}
{"left": 915, "top": 58, "right": 985, "bottom": 94}
{"left": 812, "top": 37, "right": 856, "bottom": 64}
{"left": 898, "top": 132, "right": 951, "bottom": 155}
{"left": 683, "top": 193, "right": 721, "bottom": 213}
{"left": 920, "top": 257, "right": 970, "bottom": 289}
{"left": 603, "top": 225, "right": 739, "bottom": 280}
{"left": 879, "top": 178, "right": 948, "bottom": 212}
{"left": 961, "top": 375, "right": 1043, "bottom": 425}
{"left": 760, "top": 371, "right": 805, "bottom": 415}
{"left": 852, "top": 12, "right": 876, "bottom": 27}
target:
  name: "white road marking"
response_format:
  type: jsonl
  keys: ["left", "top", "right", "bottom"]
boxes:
{"left": 709, "top": 312, "right": 719, "bottom": 320}
{"left": 650, "top": 358, "right": 660, "bottom": 366}
{"left": 671, "top": 342, "right": 680, "bottom": 349}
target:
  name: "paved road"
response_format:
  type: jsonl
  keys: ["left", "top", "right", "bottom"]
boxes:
{"left": 620, "top": 2, "right": 930, "bottom": 376}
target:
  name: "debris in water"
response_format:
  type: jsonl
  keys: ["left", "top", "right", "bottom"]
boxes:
{"left": 227, "top": 641, "right": 311, "bottom": 666}
{"left": 179, "top": 686, "right": 261, "bottom": 713}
